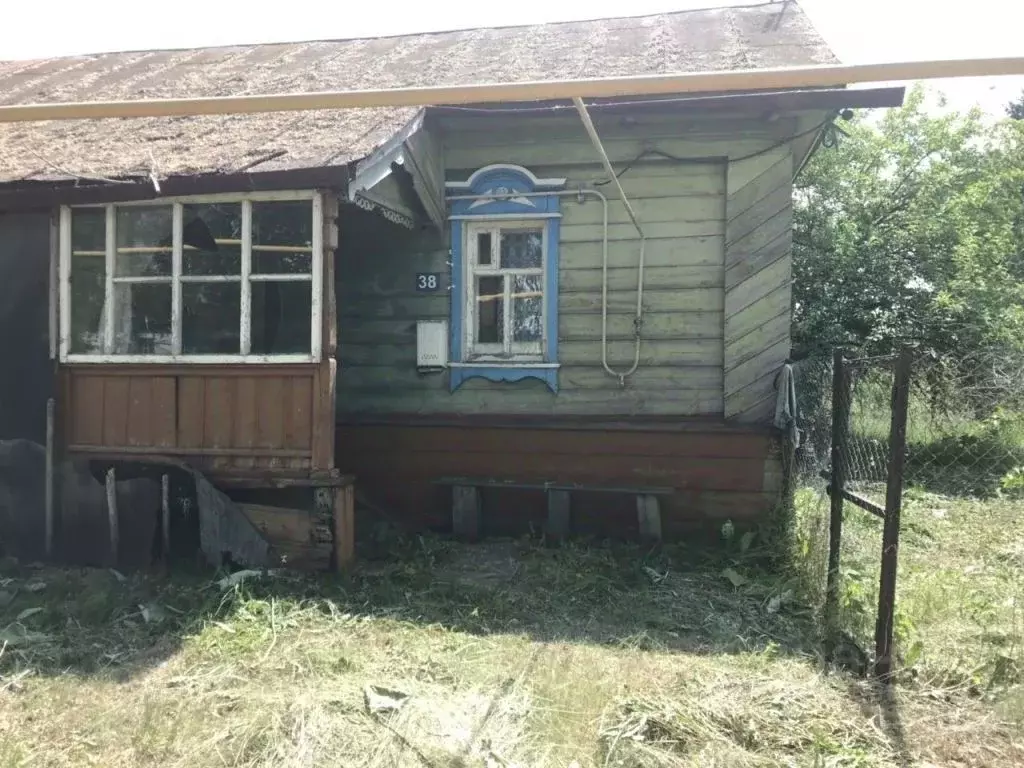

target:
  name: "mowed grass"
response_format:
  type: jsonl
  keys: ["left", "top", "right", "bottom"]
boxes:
{"left": 1, "top": 522, "right": 1022, "bottom": 767}
{"left": 799, "top": 486, "right": 1024, "bottom": 690}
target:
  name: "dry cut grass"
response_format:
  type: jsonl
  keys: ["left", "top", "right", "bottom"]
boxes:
{"left": 0, "top": 530, "right": 1021, "bottom": 767}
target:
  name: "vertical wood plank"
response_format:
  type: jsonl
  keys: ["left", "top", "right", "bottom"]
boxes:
{"left": 874, "top": 347, "right": 913, "bottom": 681}
{"left": 235, "top": 376, "right": 258, "bottom": 471}
{"left": 205, "top": 376, "right": 235, "bottom": 449}
{"left": 102, "top": 377, "right": 130, "bottom": 446}
{"left": 333, "top": 482, "right": 355, "bottom": 570}
{"left": 106, "top": 467, "right": 118, "bottom": 566}
{"left": 546, "top": 489, "right": 571, "bottom": 541}
{"left": 150, "top": 377, "right": 177, "bottom": 448}
{"left": 161, "top": 474, "right": 171, "bottom": 568}
{"left": 125, "top": 376, "right": 152, "bottom": 446}
{"left": 285, "top": 376, "right": 312, "bottom": 450}
{"left": 44, "top": 398, "right": 55, "bottom": 558}
{"left": 311, "top": 361, "right": 336, "bottom": 471}
{"left": 452, "top": 485, "right": 481, "bottom": 541}
{"left": 73, "top": 375, "right": 106, "bottom": 445}
{"left": 177, "top": 376, "right": 205, "bottom": 448}
{"left": 234, "top": 377, "right": 258, "bottom": 446}
{"left": 257, "top": 377, "right": 286, "bottom": 448}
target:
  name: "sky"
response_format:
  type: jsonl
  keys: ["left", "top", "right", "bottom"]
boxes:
{"left": 2, "top": 0, "right": 1022, "bottom": 115}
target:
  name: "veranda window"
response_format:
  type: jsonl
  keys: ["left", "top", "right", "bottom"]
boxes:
{"left": 60, "top": 192, "right": 322, "bottom": 362}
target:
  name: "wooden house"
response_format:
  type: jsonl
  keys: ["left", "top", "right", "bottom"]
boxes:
{"left": 0, "top": 2, "right": 904, "bottom": 564}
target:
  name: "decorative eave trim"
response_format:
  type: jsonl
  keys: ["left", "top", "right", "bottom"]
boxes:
{"left": 352, "top": 191, "right": 415, "bottom": 229}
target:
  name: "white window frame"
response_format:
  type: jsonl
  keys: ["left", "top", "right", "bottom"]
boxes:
{"left": 463, "top": 219, "right": 547, "bottom": 362}
{"left": 59, "top": 190, "right": 323, "bottom": 364}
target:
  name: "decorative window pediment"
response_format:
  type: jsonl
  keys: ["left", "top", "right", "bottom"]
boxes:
{"left": 448, "top": 164, "right": 566, "bottom": 218}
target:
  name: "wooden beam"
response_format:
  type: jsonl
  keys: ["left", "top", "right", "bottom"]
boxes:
{"left": 0, "top": 59, "right": 1020, "bottom": 122}
{"left": 161, "top": 474, "right": 171, "bottom": 568}
{"left": 435, "top": 87, "right": 908, "bottom": 117}
{"left": 44, "top": 398, "right": 55, "bottom": 558}
{"left": 546, "top": 489, "right": 571, "bottom": 541}
{"left": 333, "top": 483, "right": 355, "bottom": 570}
{"left": 0, "top": 167, "right": 348, "bottom": 211}
{"left": 105, "top": 467, "right": 119, "bottom": 566}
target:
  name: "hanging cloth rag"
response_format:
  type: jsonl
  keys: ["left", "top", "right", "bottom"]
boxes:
{"left": 773, "top": 363, "right": 800, "bottom": 448}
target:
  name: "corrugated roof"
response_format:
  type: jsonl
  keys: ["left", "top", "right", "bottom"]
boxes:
{"left": 0, "top": 2, "right": 836, "bottom": 184}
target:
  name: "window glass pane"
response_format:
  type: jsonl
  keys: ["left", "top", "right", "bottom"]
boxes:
{"left": 252, "top": 200, "right": 313, "bottom": 274}
{"left": 112, "top": 283, "right": 172, "bottom": 354}
{"left": 476, "top": 231, "right": 492, "bottom": 266}
{"left": 115, "top": 206, "right": 171, "bottom": 277}
{"left": 512, "top": 275, "right": 543, "bottom": 343}
{"left": 182, "top": 283, "right": 241, "bottom": 354}
{"left": 182, "top": 203, "right": 241, "bottom": 275}
{"left": 475, "top": 275, "right": 504, "bottom": 345}
{"left": 251, "top": 281, "right": 312, "bottom": 354}
{"left": 253, "top": 251, "right": 312, "bottom": 274}
{"left": 500, "top": 229, "right": 542, "bottom": 269}
{"left": 70, "top": 209, "right": 106, "bottom": 354}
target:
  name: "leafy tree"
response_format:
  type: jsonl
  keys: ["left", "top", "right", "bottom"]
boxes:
{"left": 793, "top": 85, "right": 1024, "bottom": 362}
{"left": 1009, "top": 92, "right": 1024, "bottom": 120}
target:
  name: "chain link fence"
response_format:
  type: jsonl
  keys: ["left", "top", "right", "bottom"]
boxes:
{"left": 794, "top": 343, "right": 1024, "bottom": 501}
{"left": 789, "top": 340, "right": 1024, "bottom": 675}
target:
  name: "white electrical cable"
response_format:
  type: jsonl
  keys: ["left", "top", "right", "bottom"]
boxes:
{"left": 573, "top": 97, "right": 646, "bottom": 384}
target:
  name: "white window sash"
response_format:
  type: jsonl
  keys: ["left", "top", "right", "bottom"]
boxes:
{"left": 103, "top": 206, "right": 115, "bottom": 354}
{"left": 171, "top": 202, "right": 183, "bottom": 354}
{"left": 464, "top": 220, "right": 546, "bottom": 360}
{"left": 59, "top": 191, "right": 323, "bottom": 364}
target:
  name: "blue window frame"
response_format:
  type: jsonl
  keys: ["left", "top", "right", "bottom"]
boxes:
{"left": 446, "top": 165, "right": 565, "bottom": 392}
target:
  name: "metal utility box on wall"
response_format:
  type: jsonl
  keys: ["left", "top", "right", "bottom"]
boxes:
{"left": 416, "top": 320, "right": 448, "bottom": 369}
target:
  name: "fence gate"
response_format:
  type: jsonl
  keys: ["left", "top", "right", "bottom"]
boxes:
{"left": 824, "top": 346, "right": 913, "bottom": 681}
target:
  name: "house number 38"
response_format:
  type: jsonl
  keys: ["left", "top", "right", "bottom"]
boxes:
{"left": 416, "top": 273, "right": 440, "bottom": 291}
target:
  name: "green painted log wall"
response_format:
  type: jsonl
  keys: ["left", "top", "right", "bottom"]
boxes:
{"left": 336, "top": 113, "right": 800, "bottom": 419}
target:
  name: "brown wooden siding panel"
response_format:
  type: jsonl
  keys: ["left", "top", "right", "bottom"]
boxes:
{"left": 345, "top": 425, "right": 769, "bottom": 459}
{"left": 62, "top": 363, "right": 325, "bottom": 475}
{"left": 336, "top": 422, "right": 775, "bottom": 536}
{"left": 71, "top": 375, "right": 106, "bottom": 445}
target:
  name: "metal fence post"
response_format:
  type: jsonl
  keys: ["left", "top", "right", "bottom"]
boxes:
{"left": 824, "top": 349, "right": 850, "bottom": 637}
{"left": 874, "top": 345, "right": 913, "bottom": 680}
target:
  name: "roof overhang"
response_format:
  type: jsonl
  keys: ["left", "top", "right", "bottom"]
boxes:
{"left": 348, "top": 109, "right": 446, "bottom": 230}
{"left": 0, "top": 165, "right": 349, "bottom": 212}
{"left": 0, "top": 57, "right": 1013, "bottom": 122}
{"left": 429, "top": 86, "right": 907, "bottom": 118}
